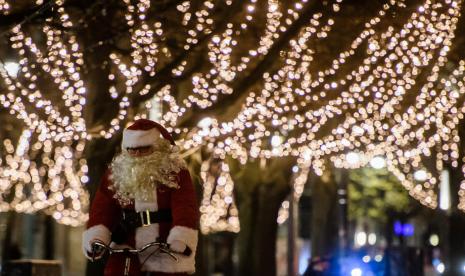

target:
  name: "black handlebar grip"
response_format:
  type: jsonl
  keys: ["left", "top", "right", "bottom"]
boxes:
{"left": 91, "top": 243, "right": 106, "bottom": 256}
{"left": 181, "top": 246, "right": 192, "bottom": 256}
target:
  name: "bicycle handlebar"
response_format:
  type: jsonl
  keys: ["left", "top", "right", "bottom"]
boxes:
{"left": 90, "top": 241, "right": 178, "bottom": 262}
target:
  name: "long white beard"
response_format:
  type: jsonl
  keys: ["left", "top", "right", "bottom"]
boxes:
{"left": 109, "top": 141, "right": 186, "bottom": 205}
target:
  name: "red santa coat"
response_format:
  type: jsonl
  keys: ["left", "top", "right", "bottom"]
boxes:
{"left": 83, "top": 168, "right": 199, "bottom": 275}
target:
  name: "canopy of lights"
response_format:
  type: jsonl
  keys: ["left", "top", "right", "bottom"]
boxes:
{"left": 0, "top": 0, "right": 464, "bottom": 230}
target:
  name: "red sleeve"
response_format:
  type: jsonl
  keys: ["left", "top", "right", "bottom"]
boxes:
{"left": 170, "top": 169, "right": 199, "bottom": 229}
{"left": 87, "top": 170, "right": 121, "bottom": 231}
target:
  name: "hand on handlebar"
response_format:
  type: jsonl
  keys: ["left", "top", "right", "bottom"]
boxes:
{"left": 90, "top": 240, "right": 108, "bottom": 261}
{"left": 168, "top": 240, "right": 186, "bottom": 253}
{"left": 89, "top": 241, "right": 180, "bottom": 262}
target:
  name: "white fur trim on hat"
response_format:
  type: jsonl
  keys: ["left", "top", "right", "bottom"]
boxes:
{"left": 82, "top": 224, "right": 111, "bottom": 259}
{"left": 122, "top": 128, "right": 161, "bottom": 149}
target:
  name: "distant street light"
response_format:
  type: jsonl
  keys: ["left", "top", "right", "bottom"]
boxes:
{"left": 368, "top": 233, "right": 377, "bottom": 245}
{"left": 429, "top": 234, "right": 439, "bottom": 246}
{"left": 439, "top": 170, "right": 450, "bottom": 211}
{"left": 355, "top": 231, "right": 367, "bottom": 247}
{"left": 362, "top": 255, "right": 371, "bottom": 263}
{"left": 3, "top": 61, "right": 20, "bottom": 77}
{"left": 436, "top": 262, "right": 445, "bottom": 274}
{"left": 351, "top": 268, "right": 362, "bottom": 276}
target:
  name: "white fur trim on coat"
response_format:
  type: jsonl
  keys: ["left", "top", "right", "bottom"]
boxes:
{"left": 167, "top": 226, "right": 198, "bottom": 252}
{"left": 122, "top": 128, "right": 161, "bottom": 149}
{"left": 135, "top": 224, "right": 160, "bottom": 249}
{"left": 109, "top": 242, "right": 133, "bottom": 250}
{"left": 139, "top": 226, "right": 198, "bottom": 274}
{"left": 136, "top": 223, "right": 161, "bottom": 271}
{"left": 140, "top": 249, "right": 196, "bottom": 274}
{"left": 135, "top": 191, "right": 159, "bottom": 252}
{"left": 82, "top": 225, "right": 111, "bottom": 259}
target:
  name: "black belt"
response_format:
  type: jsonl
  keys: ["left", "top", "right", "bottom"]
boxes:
{"left": 112, "top": 209, "right": 172, "bottom": 244}
{"left": 121, "top": 209, "right": 172, "bottom": 228}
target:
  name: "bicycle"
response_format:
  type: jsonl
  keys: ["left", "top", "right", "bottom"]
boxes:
{"left": 90, "top": 241, "right": 179, "bottom": 276}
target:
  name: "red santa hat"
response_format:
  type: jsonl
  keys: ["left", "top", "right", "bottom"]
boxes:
{"left": 122, "top": 119, "right": 175, "bottom": 149}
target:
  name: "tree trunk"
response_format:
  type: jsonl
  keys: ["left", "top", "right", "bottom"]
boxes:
{"left": 84, "top": 138, "right": 120, "bottom": 276}
{"left": 44, "top": 215, "right": 54, "bottom": 259}
{"left": 443, "top": 161, "right": 465, "bottom": 276}
{"left": 2, "top": 211, "right": 20, "bottom": 261}
{"left": 232, "top": 158, "right": 293, "bottom": 276}
{"left": 443, "top": 119, "right": 465, "bottom": 276}
{"left": 445, "top": 211, "right": 465, "bottom": 276}
{"left": 222, "top": 233, "right": 236, "bottom": 276}
{"left": 236, "top": 182, "right": 290, "bottom": 276}
{"left": 187, "top": 152, "right": 209, "bottom": 276}
{"left": 310, "top": 168, "right": 339, "bottom": 261}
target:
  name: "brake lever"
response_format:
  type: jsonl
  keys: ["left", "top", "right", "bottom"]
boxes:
{"left": 153, "top": 243, "right": 178, "bottom": 261}
{"left": 159, "top": 247, "right": 178, "bottom": 262}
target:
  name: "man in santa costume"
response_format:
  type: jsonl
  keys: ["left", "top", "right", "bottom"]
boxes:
{"left": 82, "top": 119, "right": 199, "bottom": 276}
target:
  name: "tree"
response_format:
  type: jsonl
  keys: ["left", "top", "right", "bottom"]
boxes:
{"left": 230, "top": 156, "right": 294, "bottom": 276}
{"left": 1, "top": 1, "right": 465, "bottom": 275}
{"left": 349, "top": 167, "right": 411, "bottom": 223}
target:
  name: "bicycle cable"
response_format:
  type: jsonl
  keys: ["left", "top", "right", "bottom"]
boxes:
{"left": 140, "top": 247, "right": 161, "bottom": 268}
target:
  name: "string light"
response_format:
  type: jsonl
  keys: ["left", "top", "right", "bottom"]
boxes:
{"left": 0, "top": 0, "right": 10, "bottom": 14}
{"left": 0, "top": 0, "right": 89, "bottom": 226}
{"left": 176, "top": 0, "right": 462, "bottom": 209}
{"left": 2, "top": 0, "right": 465, "bottom": 228}
{"left": 152, "top": 0, "right": 462, "bottom": 211}
{"left": 199, "top": 159, "right": 240, "bottom": 233}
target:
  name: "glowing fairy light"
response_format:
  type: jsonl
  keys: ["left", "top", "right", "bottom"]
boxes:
{"left": 2, "top": 0, "right": 465, "bottom": 229}
{"left": 414, "top": 170, "right": 428, "bottom": 182}
{"left": 0, "top": 0, "right": 10, "bottom": 14}
{"left": 197, "top": 117, "right": 215, "bottom": 129}
{"left": 370, "top": 156, "right": 386, "bottom": 169}
{"left": 199, "top": 159, "right": 240, "bottom": 233}
{"left": 2, "top": 61, "right": 20, "bottom": 77}
{"left": 346, "top": 152, "right": 360, "bottom": 166}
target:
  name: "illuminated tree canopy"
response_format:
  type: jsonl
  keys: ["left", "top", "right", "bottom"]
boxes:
{"left": 0, "top": 0, "right": 465, "bottom": 226}
{"left": 349, "top": 167, "right": 411, "bottom": 222}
